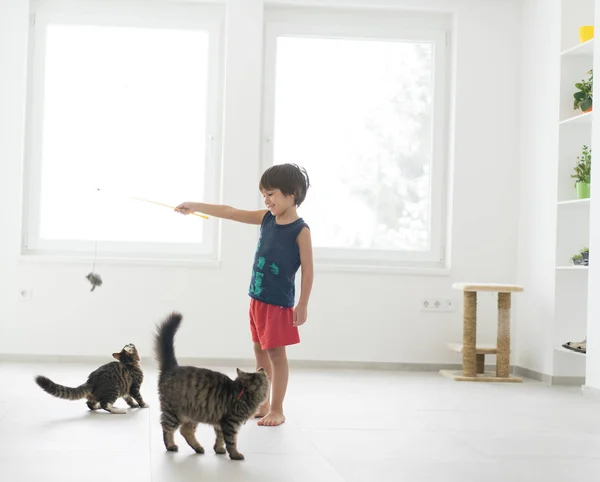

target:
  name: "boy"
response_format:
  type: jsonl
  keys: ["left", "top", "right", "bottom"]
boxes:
{"left": 175, "top": 163, "right": 313, "bottom": 426}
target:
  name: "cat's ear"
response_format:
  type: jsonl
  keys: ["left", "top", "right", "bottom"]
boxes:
{"left": 257, "top": 367, "right": 266, "bottom": 374}
{"left": 112, "top": 352, "right": 121, "bottom": 360}
{"left": 236, "top": 368, "right": 243, "bottom": 377}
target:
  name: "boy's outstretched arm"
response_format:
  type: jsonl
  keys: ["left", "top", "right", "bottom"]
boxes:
{"left": 175, "top": 202, "right": 267, "bottom": 225}
{"left": 294, "top": 227, "right": 313, "bottom": 327}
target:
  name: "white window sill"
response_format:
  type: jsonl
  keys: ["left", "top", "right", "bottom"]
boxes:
{"left": 18, "top": 254, "right": 221, "bottom": 269}
{"left": 314, "top": 263, "right": 451, "bottom": 276}
{"left": 18, "top": 255, "right": 450, "bottom": 275}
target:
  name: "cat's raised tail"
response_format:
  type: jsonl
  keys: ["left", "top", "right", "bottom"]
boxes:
{"left": 154, "top": 311, "right": 183, "bottom": 373}
{"left": 35, "top": 375, "right": 90, "bottom": 400}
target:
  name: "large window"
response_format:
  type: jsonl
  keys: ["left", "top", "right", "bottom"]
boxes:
{"left": 262, "top": 9, "right": 450, "bottom": 268}
{"left": 23, "top": 1, "right": 222, "bottom": 258}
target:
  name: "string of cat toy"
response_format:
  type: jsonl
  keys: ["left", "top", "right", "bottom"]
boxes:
{"left": 86, "top": 189, "right": 103, "bottom": 292}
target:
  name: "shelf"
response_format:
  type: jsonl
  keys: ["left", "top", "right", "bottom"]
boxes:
{"left": 555, "top": 346, "right": 586, "bottom": 356}
{"left": 559, "top": 111, "right": 593, "bottom": 126}
{"left": 447, "top": 342, "right": 498, "bottom": 354}
{"left": 556, "top": 265, "right": 589, "bottom": 270}
{"left": 558, "top": 198, "right": 591, "bottom": 205}
{"left": 561, "top": 39, "right": 594, "bottom": 57}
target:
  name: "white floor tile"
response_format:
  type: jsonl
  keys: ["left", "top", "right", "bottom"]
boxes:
{"left": 1, "top": 360, "right": 600, "bottom": 482}
{"left": 0, "top": 450, "right": 152, "bottom": 482}
{"left": 151, "top": 453, "right": 345, "bottom": 482}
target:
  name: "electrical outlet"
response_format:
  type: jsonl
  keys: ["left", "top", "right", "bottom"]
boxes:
{"left": 421, "top": 298, "right": 455, "bottom": 312}
{"left": 19, "top": 288, "right": 32, "bottom": 302}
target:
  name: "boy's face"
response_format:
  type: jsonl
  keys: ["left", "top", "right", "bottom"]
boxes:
{"left": 262, "top": 188, "right": 295, "bottom": 216}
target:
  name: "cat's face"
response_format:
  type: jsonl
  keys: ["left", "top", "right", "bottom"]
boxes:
{"left": 236, "top": 367, "right": 270, "bottom": 400}
{"left": 112, "top": 343, "right": 140, "bottom": 364}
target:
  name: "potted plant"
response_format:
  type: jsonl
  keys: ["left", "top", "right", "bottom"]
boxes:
{"left": 582, "top": 247, "right": 590, "bottom": 265}
{"left": 570, "top": 247, "right": 589, "bottom": 266}
{"left": 573, "top": 69, "right": 593, "bottom": 113}
{"left": 571, "top": 145, "right": 591, "bottom": 199}
{"left": 571, "top": 253, "right": 584, "bottom": 265}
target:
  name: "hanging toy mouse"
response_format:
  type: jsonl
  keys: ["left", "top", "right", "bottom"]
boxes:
{"left": 86, "top": 272, "right": 103, "bottom": 292}
{"left": 86, "top": 232, "right": 102, "bottom": 292}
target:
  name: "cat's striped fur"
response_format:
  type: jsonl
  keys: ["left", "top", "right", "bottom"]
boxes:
{"left": 35, "top": 343, "right": 148, "bottom": 414}
{"left": 155, "top": 312, "right": 269, "bottom": 460}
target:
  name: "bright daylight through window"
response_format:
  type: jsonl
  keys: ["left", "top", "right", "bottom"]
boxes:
{"left": 25, "top": 11, "right": 219, "bottom": 257}
{"left": 266, "top": 23, "right": 448, "bottom": 266}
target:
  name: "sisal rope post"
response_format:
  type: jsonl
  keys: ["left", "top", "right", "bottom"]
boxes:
{"left": 476, "top": 354, "right": 485, "bottom": 374}
{"left": 496, "top": 292, "right": 511, "bottom": 378}
{"left": 462, "top": 291, "right": 477, "bottom": 377}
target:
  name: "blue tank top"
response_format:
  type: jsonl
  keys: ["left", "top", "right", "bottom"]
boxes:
{"left": 248, "top": 212, "right": 309, "bottom": 308}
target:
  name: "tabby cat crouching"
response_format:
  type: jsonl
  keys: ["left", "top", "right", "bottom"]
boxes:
{"left": 35, "top": 343, "right": 148, "bottom": 414}
{"left": 155, "top": 312, "right": 269, "bottom": 460}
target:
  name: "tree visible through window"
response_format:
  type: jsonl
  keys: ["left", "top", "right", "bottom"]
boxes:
{"left": 271, "top": 36, "right": 436, "bottom": 254}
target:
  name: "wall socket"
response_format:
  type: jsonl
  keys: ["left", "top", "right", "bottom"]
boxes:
{"left": 19, "top": 288, "right": 32, "bottom": 302}
{"left": 421, "top": 298, "right": 454, "bottom": 312}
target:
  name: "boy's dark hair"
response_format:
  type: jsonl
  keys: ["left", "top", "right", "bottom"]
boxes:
{"left": 259, "top": 163, "right": 310, "bottom": 207}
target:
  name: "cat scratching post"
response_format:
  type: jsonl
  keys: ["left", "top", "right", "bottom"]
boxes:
{"left": 440, "top": 283, "right": 524, "bottom": 383}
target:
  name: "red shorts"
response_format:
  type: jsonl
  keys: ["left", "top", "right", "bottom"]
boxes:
{"left": 249, "top": 298, "right": 300, "bottom": 350}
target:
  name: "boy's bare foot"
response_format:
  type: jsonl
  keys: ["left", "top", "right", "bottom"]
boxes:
{"left": 258, "top": 410, "right": 286, "bottom": 426}
{"left": 255, "top": 408, "right": 269, "bottom": 418}
{"left": 254, "top": 401, "right": 270, "bottom": 418}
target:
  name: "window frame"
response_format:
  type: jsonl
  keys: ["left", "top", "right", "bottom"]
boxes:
{"left": 261, "top": 7, "right": 451, "bottom": 269}
{"left": 22, "top": 0, "right": 224, "bottom": 260}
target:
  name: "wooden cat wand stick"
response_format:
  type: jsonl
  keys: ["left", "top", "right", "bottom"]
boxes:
{"left": 96, "top": 188, "right": 209, "bottom": 219}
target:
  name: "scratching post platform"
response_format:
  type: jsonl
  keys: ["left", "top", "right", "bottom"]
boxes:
{"left": 440, "top": 283, "right": 524, "bottom": 383}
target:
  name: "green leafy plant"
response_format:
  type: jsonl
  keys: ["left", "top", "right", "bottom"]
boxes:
{"left": 571, "top": 253, "right": 583, "bottom": 264}
{"left": 570, "top": 246, "right": 589, "bottom": 266}
{"left": 574, "top": 69, "right": 593, "bottom": 112}
{"left": 572, "top": 145, "right": 591, "bottom": 185}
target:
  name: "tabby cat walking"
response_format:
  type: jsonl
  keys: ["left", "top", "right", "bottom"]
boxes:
{"left": 155, "top": 312, "right": 269, "bottom": 460}
{"left": 35, "top": 343, "right": 148, "bottom": 414}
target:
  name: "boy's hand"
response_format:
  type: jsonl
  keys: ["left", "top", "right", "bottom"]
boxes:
{"left": 293, "top": 303, "right": 307, "bottom": 327}
{"left": 175, "top": 202, "right": 196, "bottom": 215}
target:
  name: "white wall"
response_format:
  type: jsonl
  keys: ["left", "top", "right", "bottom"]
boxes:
{"left": 0, "top": 0, "right": 523, "bottom": 366}
{"left": 514, "top": 0, "right": 561, "bottom": 376}
{"left": 0, "top": 0, "right": 29, "bottom": 358}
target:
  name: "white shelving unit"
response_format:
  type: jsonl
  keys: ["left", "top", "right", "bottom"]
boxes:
{"left": 559, "top": 111, "right": 593, "bottom": 125}
{"left": 555, "top": 346, "right": 587, "bottom": 356}
{"left": 554, "top": 0, "right": 594, "bottom": 374}
{"left": 562, "top": 38, "right": 594, "bottom": 56}
{"left": 558, "top": 198, "right": 591, "bottom": 205}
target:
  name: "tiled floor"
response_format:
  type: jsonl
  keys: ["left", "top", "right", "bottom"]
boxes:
{"left": 1, "top": 360, "right": 600, "bottom": 481}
